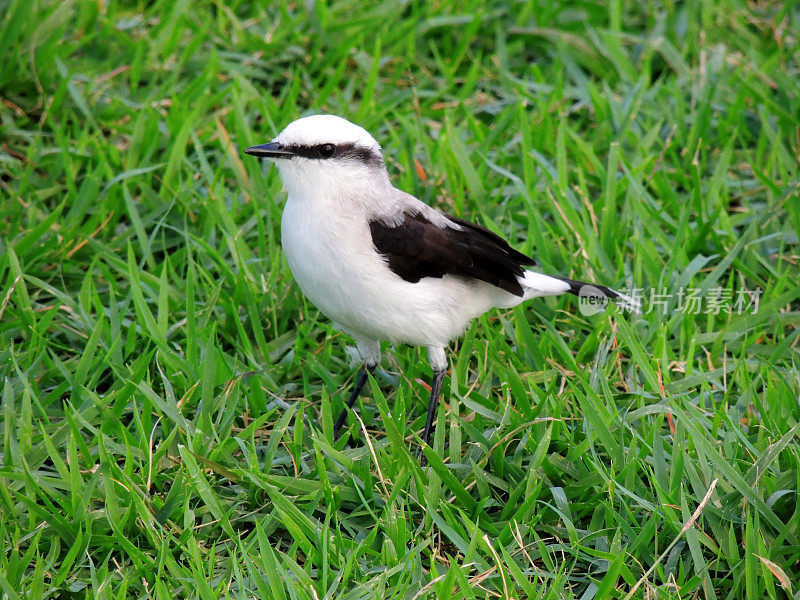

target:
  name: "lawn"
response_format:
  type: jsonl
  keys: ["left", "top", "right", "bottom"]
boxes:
{"left": 1, "top": 0, "right": 799, "bottom": 597}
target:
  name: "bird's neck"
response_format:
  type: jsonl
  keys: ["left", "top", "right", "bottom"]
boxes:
{"left": 280, "top": 163, "right": 394, "bottom": 217}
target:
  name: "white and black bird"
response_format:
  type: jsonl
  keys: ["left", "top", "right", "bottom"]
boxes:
{"left": 244, "top": 114, "right": 635, "bottom": 448}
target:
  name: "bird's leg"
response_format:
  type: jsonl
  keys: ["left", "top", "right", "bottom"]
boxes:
{"left": 421, "top": 367, "right": 446, "bottom": 447}
{"left": 334, "top": 363, "right": 376, "bottom": 438}
{"left": 419, "top": 346, "right": 448, "bottom": 457}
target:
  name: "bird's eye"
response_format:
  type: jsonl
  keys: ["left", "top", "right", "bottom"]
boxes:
{"left": 318, "top": 143, "right": 335, "bottom": 158}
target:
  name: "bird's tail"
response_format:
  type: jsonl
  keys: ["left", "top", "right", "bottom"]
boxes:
{"left": 520, "top": 271, "right": 641, "bottom": 314}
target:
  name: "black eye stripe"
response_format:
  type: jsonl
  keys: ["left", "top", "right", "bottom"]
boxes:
{"left": 282, "top": 142, "right": 383, "bottom": 166}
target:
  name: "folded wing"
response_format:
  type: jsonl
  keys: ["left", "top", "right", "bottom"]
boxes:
{"left": 369, "top": 210, "right": 536, "bottom": 296}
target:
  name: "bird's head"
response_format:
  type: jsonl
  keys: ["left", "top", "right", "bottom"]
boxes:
{"left": 244, "top": 115, "right": 387, "bottom": 198}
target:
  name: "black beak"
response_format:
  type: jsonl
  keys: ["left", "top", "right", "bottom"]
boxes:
{"left": 243, "top": 142, "right": 294, "bottom": 158}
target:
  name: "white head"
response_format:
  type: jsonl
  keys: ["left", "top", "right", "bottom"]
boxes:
{"left": 244, "top": 115, "right": 388, "bottom": 199}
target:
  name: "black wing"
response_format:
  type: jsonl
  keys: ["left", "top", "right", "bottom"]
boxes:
{"left": 369, "top": 210, "right": 536, "bottom": 296}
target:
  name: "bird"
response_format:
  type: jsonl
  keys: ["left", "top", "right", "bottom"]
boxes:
{"left": 243, "top": 114, "right": 636, "bottom": 450}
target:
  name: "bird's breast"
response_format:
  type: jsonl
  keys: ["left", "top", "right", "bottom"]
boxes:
{"left": 280, "top": 198, "right": 378, "bottom": 323}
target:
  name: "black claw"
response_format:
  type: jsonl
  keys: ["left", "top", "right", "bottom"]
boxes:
{"left": 416, "top": 443, "right": 427, "bottom": 466}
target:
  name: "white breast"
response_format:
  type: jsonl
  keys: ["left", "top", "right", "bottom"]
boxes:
{"left": 280, "top": 197, "right": 377, "bottom": 332}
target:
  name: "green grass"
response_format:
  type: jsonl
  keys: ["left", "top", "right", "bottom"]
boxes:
{"left": 1, "top": 0, "right": 799, "bottom": 597}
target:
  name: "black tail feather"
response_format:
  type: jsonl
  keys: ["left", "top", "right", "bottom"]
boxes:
{"left": 548, "top": 275, "right": 641, "bottom": 313}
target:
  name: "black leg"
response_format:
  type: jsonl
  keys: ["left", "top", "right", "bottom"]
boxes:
{"left": 334, "top": 365, "right": 375, "bottom": 438}
{"left": 421, "top": 368, "right": 446, "bottom": 448}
